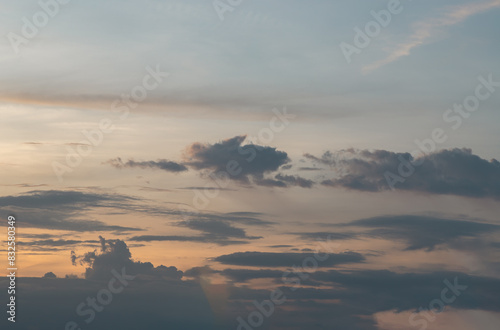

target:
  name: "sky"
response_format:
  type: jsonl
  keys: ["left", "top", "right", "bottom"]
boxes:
{"left": 0, "top": 0, "right": 500, "bottom": 329}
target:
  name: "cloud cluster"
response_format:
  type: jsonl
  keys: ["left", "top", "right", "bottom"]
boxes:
{"left": 308, "top": 148, "right": 500, "bottom": 198}
{"left": 75, "top": 236, "right": 183, "bottom": 281}
{"left": 107, "top": 135, "right": 313, "bottom": 188}
{"left": 296, "top": 214, "right": 500, "bottom": 252}
{"left": 2, "top": 238, "right": 500, "bottom": 330}
{"left": 343, "top": 215, "right": 500, "bottom": 251}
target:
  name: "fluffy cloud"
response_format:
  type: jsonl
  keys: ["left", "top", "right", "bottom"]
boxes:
{"left": 184, "top": 135, "right": 290, "bottom": 184}
{"left": 76, "top": 236, "right": 183, "bottom": 281}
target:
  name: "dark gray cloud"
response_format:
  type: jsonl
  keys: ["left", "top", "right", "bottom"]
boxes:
{"left": 308, "top": 148, "right": 500, "bottom": 197}
{"left": 274, "top": 174, "right": 315, "bottom": 188}
{"left": 341, "top": 215, "right": 500, "bottom": 251}
{"left": 221, "top": 268, "right": 284, "bottom": 282}
{"left": 180, "top": 219, "right": 261, "bottom": 240}
{"left": 183, "top": 265, "right": 218, "bottom": 279}
{"left": 107, "top": 136, "right": 316, "bottom": 188}
{"left": 213, "top": 251, "right": 365, "bottom": 267}
{"left": 19, "top": 239, "right": 98, "bottom": 248}
{"left": 76, "top": 236, "right": 183, "bottom": 281}
{"left": 304, "top": 150, "right": 336, "bottom": 166}
{"left": 129, "top": 235, "right": 253, "bottom": 246}
{"left": 295, "top": 232, "right": 357, "bottom": 241}
{"left": 105, "top": 157, "right": 188, "bottom": 173}
{"left": 42, "top": 272, "right": 57, "bottom": 278}
{"left": 2, "top": 239, "right": 500, "bottom": 330}
{"left": 0, "top": 238, "right": 219, "bottom": 330}
{"left": 130, "top": 210, "right": 270, "bottom": 246}
{"left": 184, "top": 135, "right": 290, "bottom": 184}
{"left": 4, "top": 208, "right": 142, "bottom": 232}
{"left": 178, "top": 186, "right": 236, "bottom": 191}
{"left": 307, "top": 269, "right": 500, "bottom": 313}
{"left": 0, "top": 189, "right": 137, "bottom": 210}
{"left": 298, "top": 167, "right": 322, "bottom": 171}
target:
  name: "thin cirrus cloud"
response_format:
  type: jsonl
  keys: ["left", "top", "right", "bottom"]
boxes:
{"left": 364, "top": 0, "right": 500, "bottom": 72}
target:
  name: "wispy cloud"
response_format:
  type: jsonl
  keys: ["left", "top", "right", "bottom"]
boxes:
{"left": 364, "top": 0, "right": 500, "bottom": 72}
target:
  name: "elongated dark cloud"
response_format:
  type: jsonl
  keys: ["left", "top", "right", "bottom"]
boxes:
{"left": 20, "top": 239, "right": 96, "bottom": 247}
{"left": 5, "top": 209, "right": 142, "bottom": 232}
{"left": 295, "top": 232, "right": 358, "bottom": 241}
{"left": 184, "top": 135, "right": 289, "bottom": 184}
{"left": 309, "top": 148, "right": 500, "bottom": 197}
{"left": 0, "top": 190, "right": 143, "bottom": 232}
{"left": 130, "top": 210, "right": 269, "bottom": 246}
{"left": 221, "top": 268, "right": 284, "bottom": 282}
{"left": 214, "top": 251, "right": 365, "bottom": 267}
{"left": 307, "top": 269, "right": 500, "bottom": 313}
{"left": 105, "top": 157, "right": 188, "bottom": 172}
{"left": 0, "top": 190, "right": 136, "bottom": 210}
{"left": 342, "top": 215, "right": 500, "bottom": 251}
{"left": 180, "top": 219, "right": 260, "bottom": 240}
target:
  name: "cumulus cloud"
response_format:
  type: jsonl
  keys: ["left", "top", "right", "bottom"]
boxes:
{"left": 308, "top": 148, "right": 500, "bottom": 198}
{"left": 73, "top": 237, "right": 182, "bottom": 281}
{"left": 184, "top": 135, "right": 290, "bottom": 184}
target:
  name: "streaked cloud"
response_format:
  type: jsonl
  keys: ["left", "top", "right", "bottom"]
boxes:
{"left": 364, "top": 0, "right": 500, "bottom": 72}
